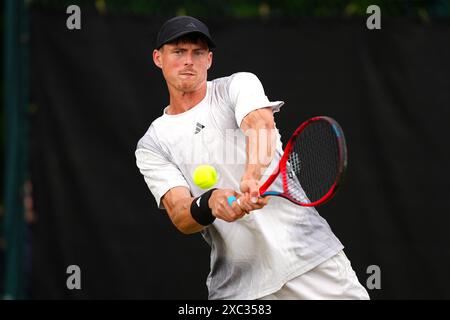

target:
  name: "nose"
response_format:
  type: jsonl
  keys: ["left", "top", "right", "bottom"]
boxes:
{"left": 184, "top": 52, "right": 194, "bottom": 66}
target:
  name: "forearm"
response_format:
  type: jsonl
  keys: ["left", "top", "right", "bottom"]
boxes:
{"left": 162, "top": 187, "right": 205, "bottom": 234}
{"left": 242, "top": 108, "right": 277, "bottom": 180}
{"left": 171, "top": 197, "right": 205, "bottom": 234}
{"left": 164, "top": 187, "right": 245, "bottom": 233}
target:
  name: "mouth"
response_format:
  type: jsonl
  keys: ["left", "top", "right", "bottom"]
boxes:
{"left": 180, "top": 71, "right": 196, "bottom": 76}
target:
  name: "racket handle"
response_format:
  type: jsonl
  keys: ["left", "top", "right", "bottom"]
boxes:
{"left": 261, "top": 191, "right": 280, "bottom": 197}
{"left": 227, "top": 196, "right": 241, "bottom": 206}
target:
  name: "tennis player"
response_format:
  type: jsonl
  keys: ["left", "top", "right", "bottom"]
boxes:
{"left": 135, "top": 16, "right": 369, "bottom": 300}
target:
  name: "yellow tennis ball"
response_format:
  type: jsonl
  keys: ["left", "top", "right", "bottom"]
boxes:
{"left": 193, "top": 165, "right": 218, "bottom": 189}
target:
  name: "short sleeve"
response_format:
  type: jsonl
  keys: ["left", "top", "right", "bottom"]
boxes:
{"left": 135, "top": 126, "right": 190, "bottom": 210}
{"left": 227, "top": 72, "right": 284, "bottom": 127}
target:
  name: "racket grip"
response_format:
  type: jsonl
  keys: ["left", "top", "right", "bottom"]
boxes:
{"left": 227, "top": 196, "right": 241, "bottom": 206}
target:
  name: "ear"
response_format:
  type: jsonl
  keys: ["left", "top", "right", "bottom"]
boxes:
{"left": 153, "top": 49, "right": 162, "bottom": 69}
{"left": 207, "top": 51, "right": 213, "bottom": 70}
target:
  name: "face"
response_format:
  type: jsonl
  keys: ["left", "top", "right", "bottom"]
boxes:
{"left": 153, "top": 40, "right": 213, "bottom": 93}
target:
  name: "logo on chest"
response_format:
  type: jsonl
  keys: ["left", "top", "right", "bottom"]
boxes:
{"left": 194, "top": 122, "right": 205, "bottom": 134}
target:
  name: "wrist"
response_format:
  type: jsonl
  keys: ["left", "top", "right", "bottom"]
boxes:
{"left": 190, "top": 188, "right": 217, "bottom": 226}
{"left": 243, "top": 164, "right": 263, "bottom": 181}
{"left": 208, "top": 189, "right": 218, "bottom": 209}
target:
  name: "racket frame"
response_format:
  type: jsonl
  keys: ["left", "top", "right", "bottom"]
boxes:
{"left": 259, "top": 116, "right": 347, "bottom": 207}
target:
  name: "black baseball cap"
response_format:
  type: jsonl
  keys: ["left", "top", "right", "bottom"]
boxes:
{"left": 155, "top": 16, "right": 215, "bottom": 50}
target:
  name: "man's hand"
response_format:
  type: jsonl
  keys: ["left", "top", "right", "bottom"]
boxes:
{"left": 239, "top": 178, "right": 269, "bottom": 212}
{"left": 208, "top": 189, "right": 248, "bottom": 222}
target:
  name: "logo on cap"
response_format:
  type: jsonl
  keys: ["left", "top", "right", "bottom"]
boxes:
{"left": 186, "top": 22, "right": 197, "bottom": 28}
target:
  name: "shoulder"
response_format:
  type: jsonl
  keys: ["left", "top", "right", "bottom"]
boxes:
{"left": 136, "top": 123, "right": 156, "bottom": 151}
{"left": 209, "top": 72, "right": 262, "bottom": 100}
{"left": 229, "top": 72, "right": 260, "bottom": 81}
{"left": 211, "top": 72, "right": 261, "bottom": 87}
{"left": 136, "top": 116, "right": 165, "bottom": 152}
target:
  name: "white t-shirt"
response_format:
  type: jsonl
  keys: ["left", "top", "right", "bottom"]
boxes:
{"left": 135, "top": 72, "right": 343, "bottom": 299}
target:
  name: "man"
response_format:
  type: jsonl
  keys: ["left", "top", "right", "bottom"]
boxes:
{"left": 135, "top": 16, "right": 369, "bottom": 300}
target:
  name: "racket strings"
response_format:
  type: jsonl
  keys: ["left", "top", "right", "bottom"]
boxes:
{"left": 285, "top": 121, "right": 340, "bottom": 203}
{"left": 285, "top": 164, "right": 310, "bottom": 203}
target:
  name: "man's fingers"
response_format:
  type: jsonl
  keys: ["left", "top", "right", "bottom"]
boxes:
{"left": 239, "top": 194, "right": 269, "bottom": 211}
{"left": 240, "top": 179, "right": 260, "bottom": 203}
{"left": 258, "top": 196, "right": 269, "bottom": 206}
{"left": 249, "top": 183, "right": 260, "bottom": 203}
{"left": 213, "top": 189, "right": 255, "bottom": 222}
{"left": 220, "top": 189, "right": 269, "bottom": 220}
{"left": 238, "top": 197, "right": 253, "bottom": 214}
{"left": 226, "top": 199, "right": 245, "bottom": 219}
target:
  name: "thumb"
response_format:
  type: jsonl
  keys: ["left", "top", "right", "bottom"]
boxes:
{"left": 232, "top": 191, "right": 243, "bottom": 206}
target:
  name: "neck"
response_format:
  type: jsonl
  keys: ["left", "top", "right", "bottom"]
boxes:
{"left": 166, "top": 82, "right": 207, "bottom": 115}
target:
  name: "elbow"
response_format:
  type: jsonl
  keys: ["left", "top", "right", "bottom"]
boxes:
{"left": 251, "top": 118, "right": 274, "bottom": 129}
{"left": 241, "top": 108, "right": 275, "bottom": 132}
{"left": 170, "top": 213, "right": 203, "bottom": 235}
{"left": 251, "top": 115, "right": 275, "bottom": 130}
{"left": 176, "top": 224, "right": 196, "bottom": 235}
{"left": 169, "top": 215, "right": 192, "bottom": 234}
{"left": 262, "top": 119, "right": 275, "bottom": 130}
{"left": 165, "top": 197, "right": 205, "bottom": 235}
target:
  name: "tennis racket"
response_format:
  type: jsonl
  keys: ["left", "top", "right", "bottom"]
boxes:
{"left": 228, "top": 116, "right": 347, "bottom": 207}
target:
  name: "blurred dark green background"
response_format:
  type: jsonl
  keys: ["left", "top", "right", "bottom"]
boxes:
{"left": 1, "top": 0, "right": 450, "bottom": 300}
{"left": 28, "top": 0, "right": 450, "bottom": 17}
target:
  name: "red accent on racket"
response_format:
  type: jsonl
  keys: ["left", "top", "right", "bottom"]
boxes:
{"left": 231, "top": 116, "right": 347, "bottom": 207}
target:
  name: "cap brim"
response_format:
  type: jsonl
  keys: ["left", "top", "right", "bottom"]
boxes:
{"left": 157, "top": 30, "right": 215, "bottom": 49}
